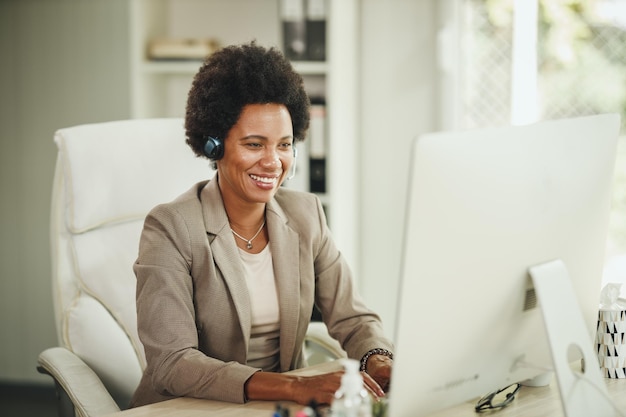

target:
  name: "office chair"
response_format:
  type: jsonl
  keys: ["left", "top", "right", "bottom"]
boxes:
{"left": 37, "top": 118, "right": 344, "bottom": 417}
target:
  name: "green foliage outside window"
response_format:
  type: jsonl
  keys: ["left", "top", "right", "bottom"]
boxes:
{"left": 469, "top": 0, "right": 626, "bottom": 254}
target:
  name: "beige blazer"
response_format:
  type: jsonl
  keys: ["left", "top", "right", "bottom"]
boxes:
{"left": 130, "top": 178, "right": 392, "bottom": 407}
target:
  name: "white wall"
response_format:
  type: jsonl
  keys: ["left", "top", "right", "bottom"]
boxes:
{"left": 0, "top": 0, "right": 131, "bottom": 383}
{"left": 358, "top": 0, "right": 440, "bottom": 336}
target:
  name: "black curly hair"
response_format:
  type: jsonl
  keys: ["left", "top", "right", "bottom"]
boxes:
{"left": 185, "top": 41, "right": 311, "bottom": 158}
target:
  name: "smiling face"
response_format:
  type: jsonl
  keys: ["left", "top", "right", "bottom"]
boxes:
{"left": 216, "top": 103, "right": 295, "bottom": 210}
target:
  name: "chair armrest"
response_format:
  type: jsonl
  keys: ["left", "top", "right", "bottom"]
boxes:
{"left": 304, "top": 322, "right": 347, "bottom": 365}
{"left": 37, "top": 347, "right": 120, "bottom": 417}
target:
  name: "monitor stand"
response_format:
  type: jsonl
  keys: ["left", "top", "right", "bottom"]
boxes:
{"left": 529, "top": 259, "right": 617, "bottom": 417}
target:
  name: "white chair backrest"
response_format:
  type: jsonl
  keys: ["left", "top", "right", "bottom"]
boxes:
{"left": 50, "top": 118, "right": 212, "bottom": 408}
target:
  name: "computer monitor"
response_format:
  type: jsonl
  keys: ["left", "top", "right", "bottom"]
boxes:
{"left": 389, "top": 114, "right": 621, "bottom": 417}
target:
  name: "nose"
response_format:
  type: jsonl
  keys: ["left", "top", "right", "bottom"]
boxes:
{"left": 260, "top": 149, "right": 281, "bottom": 170}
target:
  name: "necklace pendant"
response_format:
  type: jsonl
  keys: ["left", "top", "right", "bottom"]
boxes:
{"left": 230, "top": 220, "right": 265, "bottom": 251}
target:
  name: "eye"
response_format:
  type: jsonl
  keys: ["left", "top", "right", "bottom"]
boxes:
{"left": 279, "top": 142, "right": 293, "bottom": 150}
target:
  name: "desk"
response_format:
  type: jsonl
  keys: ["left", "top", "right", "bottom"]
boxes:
{"left": 103, "top": 363, "right": 626, "bottom": 417}
{"left": 430, "top": 377, "right": 625, "bottom": 417}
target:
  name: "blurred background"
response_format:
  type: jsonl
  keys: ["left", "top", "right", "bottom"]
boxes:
{"left": 1, "top": 0, "right": 625, "bottom": 414}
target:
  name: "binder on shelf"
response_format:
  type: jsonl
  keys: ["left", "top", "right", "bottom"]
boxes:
{"left": 308, "top": 99, "right": 327, "bottom": 194}
{"left": 309, "top": 158, "right": 326, "bottom": 194}
{"left": 280, "top": 0, "right": 307, "bottom": 61}
{"left": 305, "top": 0, "right": 326, "bottom": 61}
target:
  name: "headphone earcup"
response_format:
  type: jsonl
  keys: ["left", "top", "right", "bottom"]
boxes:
{"left": 203, "top": 136, "right": 224, "bottom": 160}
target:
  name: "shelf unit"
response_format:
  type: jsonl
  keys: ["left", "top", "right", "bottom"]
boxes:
{"left": 129, "top": 0, "right": 360, "bottom": 270}
{"left": 138, "top": 60, "right": 328, "bottom": 75}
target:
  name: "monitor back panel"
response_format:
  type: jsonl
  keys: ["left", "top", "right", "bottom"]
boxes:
{"left": 390, "top": 114, "right": 621, "bottom": 417}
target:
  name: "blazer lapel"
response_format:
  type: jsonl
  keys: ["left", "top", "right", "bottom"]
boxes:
{"left": 200, "top": 179, "right": 252, "bottom": 349}
{"left": 199, "top": 179, "right": 301, "bottom": 369}
{"left": 266, "top": 199, "right": 301, "bottom": 371}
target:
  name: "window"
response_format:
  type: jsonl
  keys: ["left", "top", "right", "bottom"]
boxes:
{"left": 444, "top": 0, "right": 626, "bottom": 284}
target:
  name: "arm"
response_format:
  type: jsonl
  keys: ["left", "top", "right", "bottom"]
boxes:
{"left": 309, "top": 196, "right": 394, "bottom": 390}
{"left": 244, "top": 369, "right": 386, "bottom": 405}
{"left": 135, "top": 203, "right": 257, "bottom": 404}
{"left": 313, "top": 208, "right": 391, "bottom": 351}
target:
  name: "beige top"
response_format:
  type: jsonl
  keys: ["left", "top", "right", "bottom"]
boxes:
{"left": 238, "top": 244, "right": 280, "bottom": 372}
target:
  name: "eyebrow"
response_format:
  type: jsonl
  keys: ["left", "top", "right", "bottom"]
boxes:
{"left": 240, "top": 135, "right": 294, "bottom": 141}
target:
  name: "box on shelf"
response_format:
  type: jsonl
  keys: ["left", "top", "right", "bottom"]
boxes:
{"left": 147, "top": 38, "right": 221, "bottom": 61}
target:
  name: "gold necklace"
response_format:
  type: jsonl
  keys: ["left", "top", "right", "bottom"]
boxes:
{"left": 231, "top": 220, "right": 266, "bottom": 249}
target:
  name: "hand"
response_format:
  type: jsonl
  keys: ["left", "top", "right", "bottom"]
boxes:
{"left": 246, "top": 368, "right": 388, "bottom": 406}
{"left": 289, "top": 371, "right": 344, "bottom": 405}
{"left": 364, "top": 354, "right": 393, "bottom": 392}
{"left": 290, "top": 370, "right": 387, "bottom": 406}
{"left": 361, "top": 370, "right": 387, "bottom": 399}
{"left": 245, "top": 370, "right": 345, "bottom": 405}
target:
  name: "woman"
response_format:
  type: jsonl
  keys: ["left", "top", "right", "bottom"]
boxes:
{"left": 130, "top": 42, "right": 393, "bottom": 408}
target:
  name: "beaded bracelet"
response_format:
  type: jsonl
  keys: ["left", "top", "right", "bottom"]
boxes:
{"left": 359, "top": 348, "right": 394, "bottom": 372}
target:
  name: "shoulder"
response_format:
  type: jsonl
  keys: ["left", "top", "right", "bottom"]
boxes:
{"left": 272, "top": 188, "right": 326, "bottom": 230}
{"left": 274, "top": 187, "right": 322, "bottom": 213}
{"left": 139, "top": 181, "right": 210, "bottom": 256}
{"left": 146, "top": 181, "right": 208, "bottom": 223}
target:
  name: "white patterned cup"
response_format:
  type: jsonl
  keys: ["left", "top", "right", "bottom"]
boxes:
{"left": 596, "top": 309, "right": 626, "bottom": 378}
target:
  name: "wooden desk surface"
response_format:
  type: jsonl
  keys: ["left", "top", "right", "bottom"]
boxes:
{"left": 429, "top": 377, "right": 625, "bottom": 417}
{"left": 103, "top": 363, "right": 626, "bottom": 417}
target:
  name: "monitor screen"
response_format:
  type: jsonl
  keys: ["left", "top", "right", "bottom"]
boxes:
{"left": 389, "top": 114, "right": 621, "bottom": 417}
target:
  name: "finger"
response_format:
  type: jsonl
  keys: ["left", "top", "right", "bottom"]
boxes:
{"left": 361, "top": 371, "right": 385, "bottom": 398}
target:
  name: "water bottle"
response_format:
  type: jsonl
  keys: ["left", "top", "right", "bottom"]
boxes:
{"left": 330, "top": 359, "right": 372, "bottom": 417}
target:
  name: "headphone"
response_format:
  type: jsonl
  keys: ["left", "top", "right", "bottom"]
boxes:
{"left": 203, "top": 135, "right": 298, "bottom": 179}
{"left": 287, "top": 147, "right": 298, "bottom": 180}
{"left": 203, "top": 136, "right": 224, "bottom": 160}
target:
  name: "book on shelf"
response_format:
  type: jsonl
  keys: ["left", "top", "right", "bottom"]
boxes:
{"left": 308, "top": 99, "right": 327, "bottom": 194}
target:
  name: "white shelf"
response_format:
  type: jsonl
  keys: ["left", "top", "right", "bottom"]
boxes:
{"left": 292, "top": 61, "right": 328, "bottom": 75}
{"left": 140, "top": 60, "right": 201, "bottom": 74}
{"left": 139, "top": 60, "right": 327, "bottom": 76}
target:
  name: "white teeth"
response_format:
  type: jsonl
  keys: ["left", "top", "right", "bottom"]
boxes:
{"left": 250, "top": 174, "right": 277, "bottom": 184}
